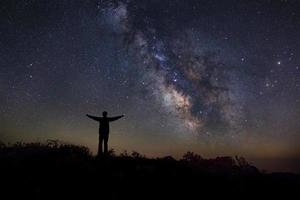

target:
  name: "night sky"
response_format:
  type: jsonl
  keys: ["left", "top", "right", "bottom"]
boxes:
{"left": 1, "top": 0, "right": 300, "bottom": 172}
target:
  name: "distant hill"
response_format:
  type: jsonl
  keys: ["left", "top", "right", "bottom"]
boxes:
{"left": 0, "top": 140, "right": 299, "bottom": 199}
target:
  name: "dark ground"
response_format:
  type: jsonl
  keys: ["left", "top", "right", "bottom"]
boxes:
{"left": 0, "top": 140, "right": 299, "bottom": 200}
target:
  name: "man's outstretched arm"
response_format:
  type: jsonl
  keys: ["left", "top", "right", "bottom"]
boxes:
{"left": 108, "top": 114, "right": 124, "bottom": 122}
{"left": 86, "top": 114, "right": 101, "bottom": 121}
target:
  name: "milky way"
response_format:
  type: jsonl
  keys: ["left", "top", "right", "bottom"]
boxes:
{"left": 100, "top": 0, "right": 245, "bottom": 135}
{"left": 1, "top": 0, "right": 300, "bottom": 172}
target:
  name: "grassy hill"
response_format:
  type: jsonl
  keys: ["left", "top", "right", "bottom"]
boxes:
{"left": 0, "top": 140, "right": 299, "bottom": 199}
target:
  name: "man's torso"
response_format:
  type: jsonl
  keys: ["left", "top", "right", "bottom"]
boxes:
{"left": 99, "top": 118, "right": 109, "bottom": 134}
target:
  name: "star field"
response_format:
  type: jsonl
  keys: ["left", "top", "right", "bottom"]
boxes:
{"left": 0, "top": 0, "right": 300, "bottom": 172}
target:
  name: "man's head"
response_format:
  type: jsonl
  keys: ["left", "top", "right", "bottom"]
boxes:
{"left": 102, "top": 111, "right": 108, "bottom": 117}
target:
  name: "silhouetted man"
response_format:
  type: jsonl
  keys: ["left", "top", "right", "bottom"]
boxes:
{"left": 86, "top": 111, "right": 124, "bottom": 156}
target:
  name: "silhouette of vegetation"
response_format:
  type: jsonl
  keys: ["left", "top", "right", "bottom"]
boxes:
{"left": 0, "top": 141, "right": 299, "bottom": 199}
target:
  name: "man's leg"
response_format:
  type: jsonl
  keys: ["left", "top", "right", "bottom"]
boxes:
{"left": 98, "top": 134, "right": 103, "bottom": 156}
{"left": 104, "top": 134, "right": 109, "bottom": 154}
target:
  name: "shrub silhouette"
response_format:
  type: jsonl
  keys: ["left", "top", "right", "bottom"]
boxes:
{"left": 0, "top": 141, "right": 299, "bottom": 200}
{"left": 182, "top": 151, "right": 203, "bottom": 162}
